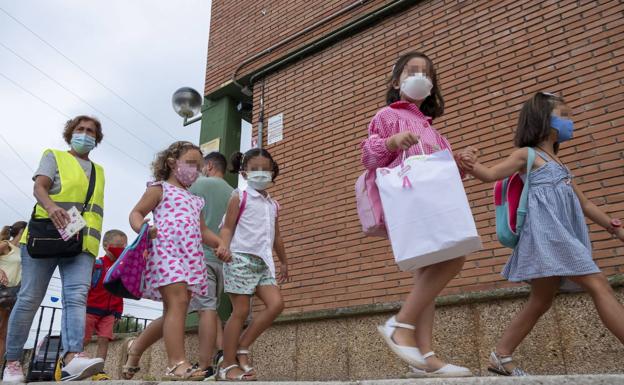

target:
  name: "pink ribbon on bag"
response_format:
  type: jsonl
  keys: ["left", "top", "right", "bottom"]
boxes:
{"left": 402, "top": 175, "right": 412, "bottom": 188}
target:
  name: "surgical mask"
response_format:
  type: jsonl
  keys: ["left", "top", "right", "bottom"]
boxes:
{"left": 71, "top": 133, "right": 96, "bottom": 154}
{"left": 400, "top": 73, "right": 433, "bottom": 100}
{"left": 174, "top": 162, "right": 199, "bottom": 187}
{"left": 551, "top": 115, "right": 574, "bottom": 143}
{"left": 107, "top": 246, "right": 125, "bottom": 259}
{"left": 246, "top": 171, "right": 272, "bottom": 190}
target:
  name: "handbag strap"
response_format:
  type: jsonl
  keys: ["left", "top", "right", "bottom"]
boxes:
{"left": 401, "top": 140, "right": 426, "bottom": 164}
{"left": 81, "top": 162, "right": 97, "bottom": 215}
{"left": 30, "top": 162, "right": 97, "bottom": 219}
{"left": 516, "top": 147, "right": 536, "bottom": 233}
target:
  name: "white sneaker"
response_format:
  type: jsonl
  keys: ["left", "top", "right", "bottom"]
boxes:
{"left": 2, "top": 361, "right": 25, "bottom": 383}
{"left": 60, "top": 352, "right": 104, "bottom": 381}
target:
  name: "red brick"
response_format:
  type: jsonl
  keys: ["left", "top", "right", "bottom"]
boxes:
{"left": 206, "top": 0, "right": 624, "bottom": 313}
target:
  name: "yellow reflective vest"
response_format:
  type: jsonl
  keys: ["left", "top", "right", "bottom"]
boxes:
{"left": 22, "top": 149, "right": 105, "bottom": 257}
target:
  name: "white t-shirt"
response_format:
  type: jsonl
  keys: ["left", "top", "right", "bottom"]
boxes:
{"left": 230, "top": 187, "right": 279, "bottom": 277}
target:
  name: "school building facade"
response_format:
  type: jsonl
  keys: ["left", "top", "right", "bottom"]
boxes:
{"left": 94, "top": 0, "right": 624, "bottom": 380}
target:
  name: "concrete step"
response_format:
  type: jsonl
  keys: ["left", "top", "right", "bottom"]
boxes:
{"left": 31, "top": 374, "right": 624, "bottom": 384}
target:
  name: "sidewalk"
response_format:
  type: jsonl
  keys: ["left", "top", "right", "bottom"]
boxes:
{"left": 30, "top": 374, "right": 624, "bottom": 384}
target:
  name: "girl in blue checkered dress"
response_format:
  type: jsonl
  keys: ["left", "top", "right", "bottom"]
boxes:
{"left": 468, "top": 92, "right": 624, "bottom": 376}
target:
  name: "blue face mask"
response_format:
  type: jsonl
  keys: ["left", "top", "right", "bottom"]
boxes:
{"left": 550, "top": 115, "right": 574, "bottom": 143}
{"left": 71, "top": 133, "right": 96, "bottom": 154}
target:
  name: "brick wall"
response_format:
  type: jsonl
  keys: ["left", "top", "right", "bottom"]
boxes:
{"left": 206, "top": 0, "right": 624, "bottom": 314}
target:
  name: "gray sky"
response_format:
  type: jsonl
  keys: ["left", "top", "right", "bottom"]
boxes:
{"left": 0, "top": 0, "right": 212, "bottom": 321}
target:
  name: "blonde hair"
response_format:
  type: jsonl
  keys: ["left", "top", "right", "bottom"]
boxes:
{"left": 103, "top": 229, "right": 127, "bottom": 246}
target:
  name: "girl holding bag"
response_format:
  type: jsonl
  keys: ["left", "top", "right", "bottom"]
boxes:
{"left": 360, "top": 51, "right": 477, "bottom": 377}
{"left": 467, "top": 92, "right": 624, "bottom": 376}
{"left": 129, "top": 141, "right": 223, "bottom": 380}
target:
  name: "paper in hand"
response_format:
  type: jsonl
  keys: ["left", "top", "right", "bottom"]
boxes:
{"left": 58, "top": 206, "right": 87, "bottom": 241}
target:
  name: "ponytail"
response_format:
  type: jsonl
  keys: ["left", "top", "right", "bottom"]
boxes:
{"left": 229, "top": 152, "right": 244, "bottom": 174}
{"left": 1, "top": 221, "right": 27, "bottom": 241}
{"left": 0, "top": 226, "right": 9, "bottom": 241}
{"left": 229, "top": 149, "right": 280, "bottom": 180}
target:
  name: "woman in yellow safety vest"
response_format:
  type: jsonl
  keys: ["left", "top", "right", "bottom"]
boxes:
{"left": 3, "top": 116, "right": 107, "bottom": 383}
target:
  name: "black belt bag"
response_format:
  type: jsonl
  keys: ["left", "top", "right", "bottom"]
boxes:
{"left": 27, "top": 163, "right": 96, "bottom": 259}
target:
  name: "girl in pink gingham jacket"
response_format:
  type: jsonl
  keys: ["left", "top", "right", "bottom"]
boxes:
{"left": 361, "top": 51, "right": 477, "bottom": 378}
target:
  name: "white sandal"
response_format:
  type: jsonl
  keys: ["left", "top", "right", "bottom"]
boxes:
{"left": 217, "top": 364, "right": 255, "bottom": 381}
{"left": 407, "top": 351, "right": 472, "bottom": 378}
{"left": 488, "top": 351, "right": 528, "bottom": 376}
{"left": 377, "top": 316, "right": 426, "bottom": 369}
{"left": 236, "top": 349, "right": 255, "bottom": 375}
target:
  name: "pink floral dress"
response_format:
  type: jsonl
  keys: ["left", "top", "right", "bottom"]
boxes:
{"left": 142, "top": 181, "right": 208, "bottom": 300}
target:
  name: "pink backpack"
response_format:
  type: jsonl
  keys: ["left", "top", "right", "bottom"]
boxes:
{"left": 104, "top": 223, "right": 151, "bottom": 300}
{"left": 355, "top": 170, "right": 387, "bottom": 237}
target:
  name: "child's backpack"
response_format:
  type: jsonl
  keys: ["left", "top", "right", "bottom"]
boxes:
{"left": 221, "top": 188, "right": 280, "bottom": 229}
{"left": 355, "top": 170, "right": 387, "bottom": 238}
{"left": 103, "top": 223, "right": 151, "bottom": 300}
{"left": 493, "top": 147, "right": 535, "bottom": 248}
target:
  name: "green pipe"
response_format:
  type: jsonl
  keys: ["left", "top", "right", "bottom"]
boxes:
{"left": 246, "top": 0, "right": 422, "bottom": 85}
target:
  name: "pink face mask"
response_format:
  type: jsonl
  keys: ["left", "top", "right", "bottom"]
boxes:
{"left": 174, "top": 161, "right": 199, "bottom": 187}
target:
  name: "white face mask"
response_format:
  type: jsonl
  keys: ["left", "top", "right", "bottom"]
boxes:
{"left": 246, "top": 170, "right": 272, "bottom": 190}
{"left": 400, "top": 73, "right": 433, "bottom": 101}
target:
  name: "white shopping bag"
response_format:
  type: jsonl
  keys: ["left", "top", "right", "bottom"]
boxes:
{"left": 375, "top": 149, "right": 482, "bottom": 271}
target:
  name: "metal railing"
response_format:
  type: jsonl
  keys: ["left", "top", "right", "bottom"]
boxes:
{"left": 113, "top": 315, "right": 153, "bottom": 334}
{"left": 0, "top": 306, "right": 154, "bottom": 382}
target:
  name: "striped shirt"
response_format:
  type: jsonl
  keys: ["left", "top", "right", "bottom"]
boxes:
{"left": 360, "top": 101, "right": 462, "bottom": 174}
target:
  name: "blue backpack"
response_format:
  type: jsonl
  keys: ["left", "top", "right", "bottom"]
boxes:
{"left": 493, "top": 148, "right": 535, "bottom": 248}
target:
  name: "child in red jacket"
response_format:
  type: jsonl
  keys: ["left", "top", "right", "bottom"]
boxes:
{"left": 84, "top": 229, "right": 127, "bottom": 379}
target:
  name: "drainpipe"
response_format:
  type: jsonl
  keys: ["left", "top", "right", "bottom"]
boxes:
{"left": 244, "top": 0, "right": 422, "bottom": 86}
{"left": 257, "top": 79, "right": 266, "bottom": 148}
{"left": 232, "top": 0, "right": 369, "bottom": 94}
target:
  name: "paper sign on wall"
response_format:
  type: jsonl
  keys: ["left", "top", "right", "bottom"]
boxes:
{"left": 267, "top": 113, "right": 284, "bottom": 145}
{"left": 200, "top": 138, "right": 220, "bottom": 155}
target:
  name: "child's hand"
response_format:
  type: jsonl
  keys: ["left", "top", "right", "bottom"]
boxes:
{"left": 615, "top": 227, "right": 624, "bottom": 243}
{"left": 457, "top": 147, "right": 478, "bottom": 172}
{"left": 148, "top": 226, "right": 158, "bottom": 240}
{"left": 277, "top": 263, "right": 290, "bottom": 284}
{"left": 386, "top": 132, "right": 420, "bottom": 152}
{"left": 216, "top": 244, "right": 232, "bottom": 262}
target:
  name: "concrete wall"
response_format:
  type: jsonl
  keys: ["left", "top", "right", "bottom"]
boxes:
{"left": 90, "top": 283, "right": 624, "bottom": 381}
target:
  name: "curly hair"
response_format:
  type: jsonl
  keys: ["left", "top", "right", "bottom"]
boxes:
{"left": 62, "top": 115, "right": 103, "bottom": 145}
{"left": 152, "top": 141, "right": 202, "bottom": 181}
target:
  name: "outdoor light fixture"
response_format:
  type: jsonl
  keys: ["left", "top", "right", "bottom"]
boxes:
{"left": 172, "top": 87, "right": 203, "bottom": 126}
